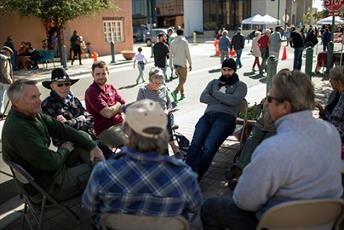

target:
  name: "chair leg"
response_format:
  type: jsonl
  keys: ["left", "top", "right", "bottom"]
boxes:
{"left": 21, "top": 201, "right": 35, "bottom": 230}
{"left": 38, "top": 196, "right": 47, "bottom": 230}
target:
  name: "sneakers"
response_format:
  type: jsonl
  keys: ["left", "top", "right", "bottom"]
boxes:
{"left": 179, "top": 94, "right": 185, "bottom": 101}
{"left": 171, "top": 91, "right": 178, "bottom": 102}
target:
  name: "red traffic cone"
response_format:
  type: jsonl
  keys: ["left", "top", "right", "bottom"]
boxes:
{"left": 281, "top": 47, "right": 287, "bottom": 61}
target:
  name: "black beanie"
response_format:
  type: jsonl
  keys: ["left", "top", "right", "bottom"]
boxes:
{"left": 222, "top": 58, "right": 236, "bottom": 71}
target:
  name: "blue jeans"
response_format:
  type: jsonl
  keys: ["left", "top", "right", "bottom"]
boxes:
{"left": 186, "top": 112, "right": 236, "bottom": 180}
{"left": 201, "top": 197, "right": 258, "bottom": 230}
{"left": 293, "top": 47, "right": 303, "bottom": 70}
{"left": 220, "top": 50, "right": 229, "bottom": 64}
{"left": 235, "top": 49, "right": 243, "bottom": 67}
{"left": 136, "top": 63, "right": 145, "bottom": 83}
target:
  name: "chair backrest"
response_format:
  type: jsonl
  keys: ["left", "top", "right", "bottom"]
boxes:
{"left": 256, "top": 199, "right": 344, "bottom": 230}
{"left": 239, "top": 98, "right": 248, "bottom": 115}
{"left": 6, "top": 160, "right": 34, "bottom": 184}
{"left": 101, "top": 213, "right": 189, "bottom": 230}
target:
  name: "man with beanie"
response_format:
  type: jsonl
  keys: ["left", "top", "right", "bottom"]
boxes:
{"left": 0, "top": 46, "right": 14, "bottom": 119}
{"left": 83, "top": 99, "right": 202, "bottom": 228}
{"left": 170, "top": 28, "right": 192, "bottom": 103}
{"left": 186, "top": 58, "right": 247, "bottom": 181}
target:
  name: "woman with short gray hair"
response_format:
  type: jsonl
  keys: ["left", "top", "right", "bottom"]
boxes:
{"left": 136, "top": 67, "right": 182, "bottom": 158}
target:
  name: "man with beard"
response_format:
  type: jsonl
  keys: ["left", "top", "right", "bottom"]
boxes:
{"left": 85, "top": 61, "right": 126, "bottom": 149}
{"left": 153, "top": 33, "right": 170, "bottom": 82}
{"left": 186, "top": 58, "right": 247, "bottom": 181}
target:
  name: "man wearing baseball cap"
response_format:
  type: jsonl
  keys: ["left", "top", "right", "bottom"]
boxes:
{"left": 83, "top": 99, "right": 202, "bottom": 227}
{"left": 0, "top": 46, "right": 14, "bottom": 119}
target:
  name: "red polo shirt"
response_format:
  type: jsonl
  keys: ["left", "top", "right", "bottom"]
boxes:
{"left": 85, "top": 82, "right": 125, "bottom": 135}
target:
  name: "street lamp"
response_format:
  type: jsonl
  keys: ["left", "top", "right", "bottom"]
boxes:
{"left": 272, "top": 0, "right": 281, "bottom": 25}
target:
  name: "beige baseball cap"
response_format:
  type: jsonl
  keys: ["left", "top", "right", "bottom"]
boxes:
{"left": 125, "top": 99, "right": 167, "bottom": 138}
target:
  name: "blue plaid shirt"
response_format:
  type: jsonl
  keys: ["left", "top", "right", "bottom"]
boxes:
{"left": 82, "top": 147, "right": 202, "bottom": 218}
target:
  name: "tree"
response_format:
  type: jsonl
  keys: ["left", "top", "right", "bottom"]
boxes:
{"left": 0, "top": 0, "right": 117, "bottom": 66}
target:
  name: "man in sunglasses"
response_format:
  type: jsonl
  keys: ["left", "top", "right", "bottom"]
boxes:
{"left": 201, "top": 69, "right": 342, "bottom": 230}
{"left": 41, "top": 68, "right": 113, "bottom": 158}
{"left": 186, "top": 58, "right": 247, "bottom": 181}
{"left": 2, "top": 79, "right": 105, "bottom": 202}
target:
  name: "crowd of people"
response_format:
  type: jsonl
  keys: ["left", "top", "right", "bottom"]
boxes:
{"left": 0, "top": 23, "right": 344, "bottom": 230}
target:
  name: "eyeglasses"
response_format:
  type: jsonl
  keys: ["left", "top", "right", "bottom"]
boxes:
{"left": 56, "top": 82, "right": 71, "bottom": 87}
{"left": 267, "top": 95, "right": 284, "bottom": 103}
{"left": 222, "top": 68, "right": 233, "bottom": 72}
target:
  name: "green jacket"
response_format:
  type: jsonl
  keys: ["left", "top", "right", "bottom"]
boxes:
{"left": 2, "top": 109, "right": 96, "bottom": 193}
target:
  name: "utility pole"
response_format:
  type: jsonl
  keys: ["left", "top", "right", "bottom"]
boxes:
{"left": 277, "top": 0, "right": 280, "bottom": 25}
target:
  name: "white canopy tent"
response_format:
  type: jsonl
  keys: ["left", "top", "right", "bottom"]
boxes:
{"left": 241, "top": 14, "right": 279, "bottom": 29}
{"left": 262, "top": 15, "right": 279, "bottom": 25}
{"left": 241, "top": 14, "right": 266, "bottom": 25}
{"left": 317, "top": 16, "right": 344, "bottom": 25}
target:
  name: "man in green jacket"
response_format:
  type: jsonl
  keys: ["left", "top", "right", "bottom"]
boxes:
{"left": 2, "top": 79, "right": 105, "bottom": 201}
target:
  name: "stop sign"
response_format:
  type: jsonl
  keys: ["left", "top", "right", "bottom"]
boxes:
{"left": 324, "top": 0, "right": 344, "bottom": 12}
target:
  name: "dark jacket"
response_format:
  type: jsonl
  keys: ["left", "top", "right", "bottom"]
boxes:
{"left": 231, "top": 33, "right": 245, "bottom": 50}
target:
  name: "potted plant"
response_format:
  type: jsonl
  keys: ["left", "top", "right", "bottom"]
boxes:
{"left": 121, "top": 50, "right": 136, "bottom": 60}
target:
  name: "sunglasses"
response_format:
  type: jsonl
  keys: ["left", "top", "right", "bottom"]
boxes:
{"left": 222, "top": 68, "right": 233, "bottom": 71}
{"left": 56, "top": 82, "right": 71, "bottom": 87}
{"left": 267, "top": 95, "right": 284, "bottom": 103}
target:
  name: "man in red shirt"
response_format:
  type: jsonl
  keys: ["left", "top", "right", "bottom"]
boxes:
{"left": 85, "top": 61, "right": 125, "bottom": 149}
{"left": 257, "top": 29, "right": 270, "bottom": 75}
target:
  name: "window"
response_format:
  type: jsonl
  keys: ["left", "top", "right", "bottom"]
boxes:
{"left": 103, "top": 20, "right": 124, "bottom": 43}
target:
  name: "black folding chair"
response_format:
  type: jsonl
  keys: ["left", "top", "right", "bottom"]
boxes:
{"left": 5, "top": 160, "right": 80, "bottom": 230}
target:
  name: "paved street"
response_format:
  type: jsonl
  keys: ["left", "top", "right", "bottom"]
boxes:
{"left": 0, "top": 38, "right": 336, "bottom": 229}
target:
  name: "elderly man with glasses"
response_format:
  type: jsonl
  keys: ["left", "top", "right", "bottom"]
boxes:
{"left": 201, "top": 69, "right": 343, "bottom": 230}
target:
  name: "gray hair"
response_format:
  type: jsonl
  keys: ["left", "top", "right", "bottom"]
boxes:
{"left": 273, "top": 69, "right": 315, "bottom": 112}
{"left": 7, "top": 79, "right": 37, "bottom": 102}
{"left": 329, "top": 66, "right": 344, "bottom": 83}
{"left": 148, "top": 67, "right": 164, "bottom": 82}
{"left": 123, "top": 122, "right": 169, "bottom": 154}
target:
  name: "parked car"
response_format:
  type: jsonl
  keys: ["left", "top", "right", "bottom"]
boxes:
{"left": 144, "top": 28, "right": 168, "bottom": 46}
{"left": 133, "top": 26, "right": 148, "bottom": 43}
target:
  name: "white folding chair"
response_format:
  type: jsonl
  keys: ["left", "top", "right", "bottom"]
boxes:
{"left": 256, "top": 199, "right": 344, "bottom": 230}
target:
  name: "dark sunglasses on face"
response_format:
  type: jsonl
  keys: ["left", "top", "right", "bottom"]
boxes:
{"left": 56, "top": 82, "right": 71, "bottom": 87}
{"left": 267, "top": 95, "right": 283, "bottom": 103}
{"left": 222, "top": 68, "right": 233, "bottom": 72}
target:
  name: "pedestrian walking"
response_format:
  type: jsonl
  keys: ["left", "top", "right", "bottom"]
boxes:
{"left": 230, "top": 28, "right": 245, "bottom": 69}
{"left": 288, "top": 26, "right": 304, "bottom": 70}
{"left": 258, "top": 29, "right": 270, "bottom": 74}
{"left": 251, "top": 31, "right": 261, "bottom": 72}
{"left": 322, "top": 28, "right": 331, "bottom": 51}
{"left": 153, "top": 33, "right": 169, "bottom": 82}
{"left": 70, "top": 30, "right": 82, "bottom": 65}
{"left": 219, "top": 30, "right": 231, "bottom": 64}
{"left": 269, "top": 26, "right": 282, "bottom": 59}
{"left": 170, "top": 28, "right": 192, "bottom": 103}
{"left": 4, "top": 36, "right": 17, "bottom": 70}
{"left": 0, "top": 46, "right": 14, "bottom": 119}
{"left": 133, "top": 47, "right": 147, "bottom": 84}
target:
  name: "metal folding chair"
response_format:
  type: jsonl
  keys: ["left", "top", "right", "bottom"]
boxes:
{"left": 256, "top": 199, "right": 344, "bottom": 230}
{"left": 5, "top": 160, "right": 80, "bottom": 230}
{"left": 101, "top": 213, "right": 189, "bottom": 230}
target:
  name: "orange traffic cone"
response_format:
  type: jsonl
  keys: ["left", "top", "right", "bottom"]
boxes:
{"left": 281, "top": 47, "right": 287, "bottom": 61}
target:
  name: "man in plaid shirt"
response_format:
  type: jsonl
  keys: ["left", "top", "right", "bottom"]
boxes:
{"left": 82, "top": 99, "right": 202, "bottom": 227}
